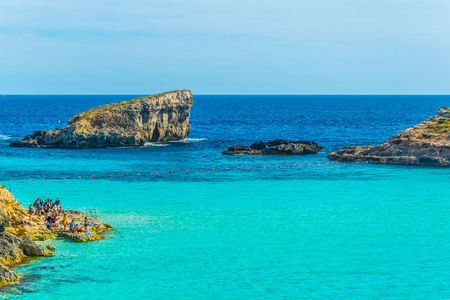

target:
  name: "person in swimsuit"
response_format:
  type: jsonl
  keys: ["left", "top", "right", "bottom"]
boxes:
{"left": 28, "top": 205, "right": 34, "bottom": 222}
{"left": 63, "top": 214, "right": 69, "bottom": 231}
{"left": 84, "top": 217, "right": 88, "bottom": 232}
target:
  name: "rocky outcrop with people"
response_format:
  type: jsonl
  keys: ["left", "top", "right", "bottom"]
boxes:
{"left": 0, "top": 186, "right": 112, "bottom": 285}
{"left": 328, "top": 107, "right": 450, "bottom": 166}
{"left": 9, "top": 90, "right": 193, "bottom": 148}
{"left": 0, "top": 186, "right": 53, "bottom": 285}
{"left": 223, "top": 139, "right": 323, "bottom": 155}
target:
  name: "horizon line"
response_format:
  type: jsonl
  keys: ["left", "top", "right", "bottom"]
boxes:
{"left": 2, "top": 93, "right": 450, "bottom": 96}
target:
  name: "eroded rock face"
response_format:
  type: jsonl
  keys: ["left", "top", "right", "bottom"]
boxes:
{"left": 328, "top": 107, "right": 450, "bottom": 166}
{"left": 0, "top": 187, "right": 112, "bottom": 285}
{"left": 0, "top": 232, "right": 53, "bottom": 266}
{"left": 0, "top": 187, "right": 55, "bottom": 285}
{"left": 223, "top": 139, "right": 323, "bottom": 155}
{"left": 10, "top": 90, "right": 193, "bottom": 148}
{"left": 0, "top": 265, "right": 20, "bottom": 285}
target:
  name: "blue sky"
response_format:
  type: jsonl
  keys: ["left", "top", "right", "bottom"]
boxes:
{"left": 0, "top": 0, "right": 448, "bottom": 94}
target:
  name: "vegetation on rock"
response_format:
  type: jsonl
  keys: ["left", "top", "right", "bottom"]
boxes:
{"left": 328, "top": 107, "right": 450, "bottom": 166}
{"left": 10, "top": 90, "right": 193, "bottom": 148}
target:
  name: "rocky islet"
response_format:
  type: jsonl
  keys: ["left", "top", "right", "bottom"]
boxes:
{"left": 223, "top": 139, "right": 323, "bottom": 156}
{"left": 10, "top": 90, "right": 193, "bottom": 148}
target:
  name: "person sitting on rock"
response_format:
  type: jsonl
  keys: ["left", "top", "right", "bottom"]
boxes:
{"left": 21, "top": 215, "right": 31, "bottom": 226}
{"left": 84, "top": 217, "right": 88, "bottom": 232}
{"left": 70, "top": 220, "right": 76, "bottom": 232}
{"left": 46, "top": 220, "right": 52, "bottom": 230}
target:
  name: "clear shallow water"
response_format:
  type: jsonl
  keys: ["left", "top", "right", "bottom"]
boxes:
{"left": 0, "top": 95, "right": 449, "bottom": 299}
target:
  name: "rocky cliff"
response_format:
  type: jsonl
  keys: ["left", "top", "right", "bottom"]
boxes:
{"left": 328, "top": 107, "right": 450, "bottom": 166}
{"left": 0, "top": 187, "right": 53, "bottom": 285}
{"left": 10, "top": 90, "right": 193, "bottom": 148}
{"left": 223, "top": 139, "right": 323, "bottom": 155}
{"left": 0, "top": 186, "right": 112, "bottom": 285}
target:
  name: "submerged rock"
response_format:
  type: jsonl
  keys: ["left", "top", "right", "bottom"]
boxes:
{"left": 328, "top": 107, "right": 450, "bottom": 166}
{"left": 10, "top": 90, "right": 193, "bottom": 148}
{"left": 223, "top": 139, "right": 323, "bottom": 155}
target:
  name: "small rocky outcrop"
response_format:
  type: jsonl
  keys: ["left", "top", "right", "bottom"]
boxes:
{"left": 328, "top": 107, "right": 450, "bottom": 166}
{"left": 0, "top": 186, "right": 112, "bottom": 285}
{"left": 10, "top": 90, "right": 193, "bottom": 148}
{"left": 0, "top": 265, "right": 20, "bottom": 285}
{"left": 223, "top": 139, "right": 323, "bottom": 155}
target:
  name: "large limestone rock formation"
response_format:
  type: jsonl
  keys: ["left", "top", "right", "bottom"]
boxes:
{"left": 328, "top": 107, "right": 450, "bottom": 166}
{"left": 10, "top": 90, "right": 193, "bottom": 148}
{"left": 223, "top": 139, "right": 323, "bottom": 155}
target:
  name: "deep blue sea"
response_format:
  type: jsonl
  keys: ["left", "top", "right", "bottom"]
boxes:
{"left": 0, "top": 95, "right": 449, "bottom": 299}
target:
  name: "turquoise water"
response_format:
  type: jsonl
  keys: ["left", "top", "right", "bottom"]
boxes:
{"left": 0, "top": 95, "right": 449, "bottom": 298}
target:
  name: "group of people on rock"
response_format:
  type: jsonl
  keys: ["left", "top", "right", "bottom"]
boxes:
{"left": 31, "top": 198, "right": 63, "bottom": 218}
{"left": 20, "top": 197, "right": 90, "bottom": 234}
{"left": 69, "top": 217, "right": 89, "bottom": 234}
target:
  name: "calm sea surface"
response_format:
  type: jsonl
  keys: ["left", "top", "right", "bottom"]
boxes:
{"left": 0, "top": 95, "right": 449, "bottom": 299}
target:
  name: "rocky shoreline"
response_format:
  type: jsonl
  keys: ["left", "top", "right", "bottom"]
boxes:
{"left": 328, "top": 107, "right": 450, "bottom": 166}
{"left": 0, "top": 186, "right": 112, "bottom": 285}
{"left": 223, "top": 139, "right": 323, "bottom": 156}
{"left": 10, "top": 90, "right": 193, "bottom": 148}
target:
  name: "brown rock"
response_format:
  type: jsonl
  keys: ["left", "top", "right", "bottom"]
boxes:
{"left": 9, "top": 90, "right": 193, "bottom": 148}
{"left": 328, "top": 107, "right": 450, "bottom": 166}
{"left": 0, "top": 265, "right": 20, "bottom": 285}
